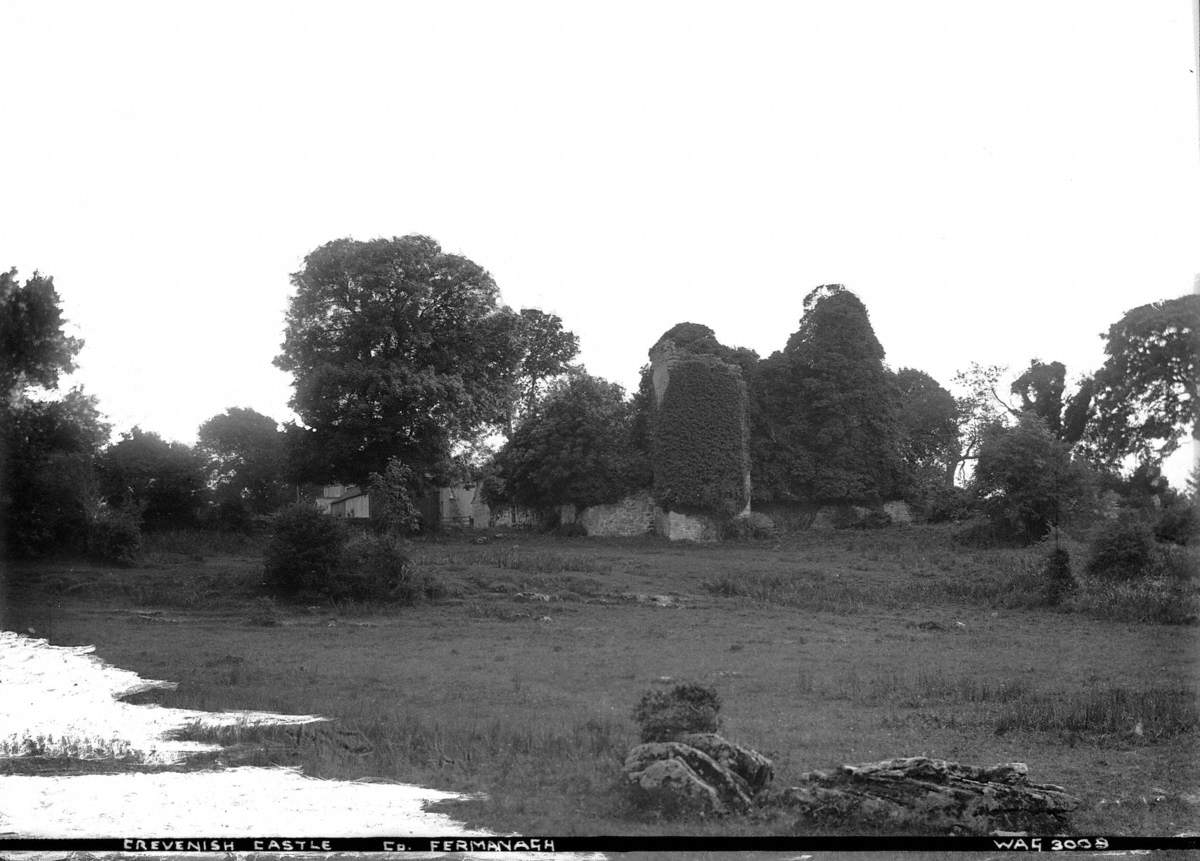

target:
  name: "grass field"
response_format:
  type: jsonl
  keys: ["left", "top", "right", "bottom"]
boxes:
{"left": 5, "top": 525, "right": 1199, "bottom": 840}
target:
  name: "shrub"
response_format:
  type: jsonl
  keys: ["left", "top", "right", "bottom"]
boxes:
{"left": 263, "top": 504, "right": 347, "bottom": 596}
{"left": 1155, "top": 498, "right": 1199, "bottom": 546}
{"left": 335, "top": 533, "right": 442, "bottom": 603}
{"left": 1150, "top": 543, "right": 1198, "bottom": 585}
{"left": 974, "top": 416, "right": 1093, "bottom": 543}
{"left": 1069, "top": 578, "right": 1198, "bottom": 625}
{"left": 952, "top": 516, "right": 1010, "bottom": 548}
{"left": 200, "top": 498, "right": 254, "bottom": 533}
{"left": 920, "top": 484, "right": 974, "bottom": 523}
{"left": 1086, "top": 516, "right": 1156, "bottom": 581}
{"left": 86, "top": 506, "right": 142, "bottom": 566}
{"left": 632, "top": 682, "right": 722, "bottom": 742}
{"left": 367, "top": 458, "right": 422, "bottom": 534}
{"left": 1041, "top": 547, "right": 1075, "bottom": 605}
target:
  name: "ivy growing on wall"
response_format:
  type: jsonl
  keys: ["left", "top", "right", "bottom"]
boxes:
{"left": 652, "top": 355, "right": 750, "bottom": 517}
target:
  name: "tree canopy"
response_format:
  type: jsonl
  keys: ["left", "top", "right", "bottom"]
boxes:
{"left": 485, "top": 371, "right": 649, "bottom": 512}
{"left": 893, "top": 367, "right": 959, "bottom": 488}
{"left": 511, "top": 308, "right": 579, "bottom": 423}
{"left": 751, "top": 285, "right": 903, "bottom": 503}
{"left": 1, "top": 268, "right": 103, "bottom": 557}
{"left": 3, "top": 389, "right": 109, "bottom": 555}
{"left": 974, "top": 414, "right": 1094, "bottom": 543}
{"left": 0, "top": 268, "right": 82, "bottom": 400}
{"left": 197, "top": 407, "right": 288, "bottom": 514}
{"left": 98, "top": 428, "right": 207, "bottom": 529}
{"left": 275, "top": 235, "right": 525, "bottom": 486}
{"left": 1089, "top": 294, "right": 1199, "bottom": 463}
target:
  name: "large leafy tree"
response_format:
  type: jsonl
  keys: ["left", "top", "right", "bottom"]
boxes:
{"left": 275, "top": 236, "right": 524, "bottom": 486}
{"left": 1, "top": 268, "right": 105, "bottom": 558}
{"left": 98, "top": 428, "right": 207, "bottom": 529}
{"left": 485, "top": 372, "right": 649, "bottom": 512}
{"left": 1089, "top": 294, "right": 1199, "bottom": 463}
{"left": 1009, "top": 359, "right": 1096, "bottom": 446}
{"left": 511, "top": 308, "right": 579, "bottom": 423}
{"left": 196, "top": 407, "right": 288, "bottom": 513}
{"left": 751, "top": 285, "right": 903, "bottom": 504}
{"left": 974, "top": 414, "right": 1094, "bottom": 543}
{"left": 893, "top": 367, "right": 959, "bottom": 489}
{"left": 4, "top": 390, "right": 109, "bottom": 556}
{"left": 0, "top": 269, "right": 82, "bottom": 400}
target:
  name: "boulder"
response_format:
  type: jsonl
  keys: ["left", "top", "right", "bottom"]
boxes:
{"left": 772, "top": 756, "right": 1078, "bottom": 835}
{"left": 624, "top": 736, "right": 773, "bottom": 815}
{"left": 676, "top": 732, "right": 775, "bottom": 793}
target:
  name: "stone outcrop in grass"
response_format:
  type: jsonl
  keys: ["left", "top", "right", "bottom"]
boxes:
{"left": 623, "top": 734, "right": 772, "bottom": 815}
{"left": 773, "top": 756, "right": 1079, "bottom": 834}
{"left": 623, "top": 736, "right": 1078, "bottom": 834}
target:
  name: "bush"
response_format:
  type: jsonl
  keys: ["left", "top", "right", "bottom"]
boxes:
{"left": 263, "top": 504, "right": 347, "bottom": 596}
{"left": 1086, "top": 516, "right": 1156, "bottom": 581}
{"left": 86, "top": 506, "right": 142, "bottom": 566}
{"left": 920, "top": 484, "right": 974, "bottom": 523}
{"left": 1155, "top": 499, "right": 1199, "bottom": 546}
{"left": 335, "top": 533, "right": 442, "bottom": 603}
{"left": 974, "top": 416, "right": 1093, "bottom": 544}
{"left": 553, "top": 522, "right": 587, "bottom": 538}
{"left": 952, "top": 516, "right": 1011, "bottom": 548}
{"left": 1041, "top": 547, "right": 1075, "bottom": 605}
{"left": 1150, "top": 543, "right": 1198, "bottom": 585}
{"left": 632, "top": 682, "right": 722, "bottom": 742}
{"left": 208, "top": 498, "right": 254, "bottom": 533}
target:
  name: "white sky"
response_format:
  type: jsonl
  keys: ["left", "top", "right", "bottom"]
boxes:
{"left": 4, "top": 1, "right": 1198, "bottom": 483}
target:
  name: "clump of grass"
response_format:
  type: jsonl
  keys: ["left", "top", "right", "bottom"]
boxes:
{"left": 479, "top": 547, "right": 614, "bottom": 575}
{"left": 702, "top": 570, "right": 869, "bottom": 614}
{"left": 994, "top": 686, "right": 1199, "bottom": 740}
{"left": 1, "top": 732, "right": 141, "bottom": 761}
{"left": 1068, "top": 579, "right": 1199, "bottom": 625}
{"left": 830, "top": 669, "right": 1031, "bottom": 707}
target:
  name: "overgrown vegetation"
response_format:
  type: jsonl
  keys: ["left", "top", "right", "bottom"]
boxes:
{"left": 653, "top": 355, "right": 750, "bottom": 516}
{"left": 261, "top": 506, "right": 440, "bottom": 605}
{"left": 262, "top": 504, "right": 347, "bottom": 597}
{"left": 1086, "top": 516, "right": 1157, "bottom": 581}
{"left": 632, "top": 682, "right": 722, "bottom": 742}
{"left": 86, "top": 506, "right": 143, "bottom": 566}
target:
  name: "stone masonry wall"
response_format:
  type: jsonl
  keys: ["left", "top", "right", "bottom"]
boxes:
{"left": 578, "top": 492, "right": 655, "bottom": 537}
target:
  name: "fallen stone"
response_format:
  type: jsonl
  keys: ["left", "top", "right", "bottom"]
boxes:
{"left": 772, "top": 756, "right": 1078, "bottom": 835}
{"left": 624, "top": 739, "right": 757, "bottom": 814}
{"left": 676, "top": 732, "right": 775, "bottom": 794}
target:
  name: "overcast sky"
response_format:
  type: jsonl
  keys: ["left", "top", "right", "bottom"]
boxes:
{"left": 4, "top": 1, "right": 1198, "bottom": 482}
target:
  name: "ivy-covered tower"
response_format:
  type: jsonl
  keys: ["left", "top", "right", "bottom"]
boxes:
{"left": 649, "top": 338, "right": 751, "bottom": 532}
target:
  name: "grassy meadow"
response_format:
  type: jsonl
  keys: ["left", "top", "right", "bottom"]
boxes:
{"left": 5, "top": 525, "right": 1199, "bottom": 841}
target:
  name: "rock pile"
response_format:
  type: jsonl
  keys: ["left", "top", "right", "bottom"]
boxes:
{"left": 775, "top": 757, "right": 1078, "bottom": 834}
{"left": 622, "top": 746, "right": 1079, "bottom": 833}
